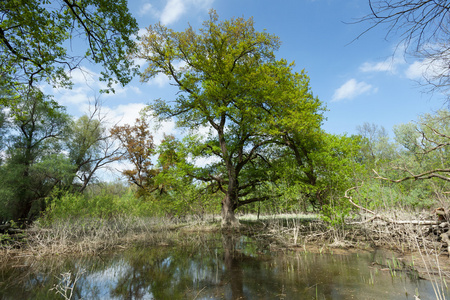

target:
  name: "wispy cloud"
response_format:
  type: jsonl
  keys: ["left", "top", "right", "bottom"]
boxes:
{"left": 359, "top": 49, "right": 406, "bottom": 74}
{"left": 143, "top": 0, "right": 215, "bottom": 25}
{"left": 161, "top": 0, "right": 186, "bottom": 25}
{"left": 405, "top": 60, "right": 426, "bottom": 80}
{"left": 360, "top": 60, "right": 396, "bottom": 73}
{"left": 138, "top": 3, "right": 158, "bottom": 17}
{"left": 147, "top": 73, "right": 171, "bottom": 87}
{"left": 332, "top": 79, "right": 377, "bottom": 102}
{"left": 405, "top": 57, "right": 448, "bottom": 82}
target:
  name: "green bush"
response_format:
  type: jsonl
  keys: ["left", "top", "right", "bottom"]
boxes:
{"left": 41, "top": 188, "right": 156, "bottom": 223}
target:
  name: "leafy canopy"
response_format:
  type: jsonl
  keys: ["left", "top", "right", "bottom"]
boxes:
{"left": 0, "top": 0, "right": 139, "bottom": 93}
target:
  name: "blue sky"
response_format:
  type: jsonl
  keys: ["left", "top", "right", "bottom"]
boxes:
{"left": 49, "top": 0, "right": 445, "bottom": 141}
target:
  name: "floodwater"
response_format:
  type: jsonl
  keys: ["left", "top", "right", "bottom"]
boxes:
{"left": 0, "top": 232, "right": 447, "bottom": 299}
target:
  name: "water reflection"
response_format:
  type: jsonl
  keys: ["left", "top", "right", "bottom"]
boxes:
{"left": 0, "top": 232, "right": 446, "bottom": 299}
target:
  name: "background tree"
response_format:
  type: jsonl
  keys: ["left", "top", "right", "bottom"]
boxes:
{"left": 344, "top": 110, "right": 450, "bottom": 211}
{"left": 0, "top": 0, "right": 139, "bottom": 96}
{"left": 268, "top": 132, "right": 364, "bottom": 216}
{"left": 0, "top": 89, "right": 122, "bottom": 221}
{"left": 356, "top": 122, "right": 397, "bottom": 169}
{"left": 111, "top": 117, "right": 158, "bottom": 197}
{"left": 66, "top": 104, "right": 123, "bottom": 192}
{"left": 153, "top": 134, "right": 187, "bottom": 195}
{"left": 0, "top": 88, "right": 70, "bottom": 221}
{"left": 378, "top": 110, "right": 450, "bottom": 183}
{"left": 137, "top": 11, "right": 325, "bottom": 227}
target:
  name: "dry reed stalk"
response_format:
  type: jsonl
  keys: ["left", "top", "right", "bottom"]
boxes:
{"left": 0, "top": 215, "right": 187, "bottom": 259}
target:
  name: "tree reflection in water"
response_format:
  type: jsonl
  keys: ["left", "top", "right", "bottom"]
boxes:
{"left": 0, "top": 232, "right": 446, "bottom": 299}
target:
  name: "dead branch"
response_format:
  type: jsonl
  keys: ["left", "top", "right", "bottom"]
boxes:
{"left": 373, "top": 168, "right": 450, "bottom": 183}
{"left": 344, "top": 184, "right": 438, "bottom": 225}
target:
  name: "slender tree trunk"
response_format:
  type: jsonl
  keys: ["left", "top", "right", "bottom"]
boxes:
{"left": 16, "top": 158, "right": 33, "bottom": 221}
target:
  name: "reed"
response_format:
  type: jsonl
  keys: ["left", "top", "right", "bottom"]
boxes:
{"left": 1, "top": 215, "right": 203, "bottom": 259}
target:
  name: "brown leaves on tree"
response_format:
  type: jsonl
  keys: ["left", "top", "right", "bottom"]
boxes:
{"left": 111, "top": 118, "right": 158, "bottom": 197}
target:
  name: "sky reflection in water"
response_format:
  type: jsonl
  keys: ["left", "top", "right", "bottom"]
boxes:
{"left": 0, "top": 233, "right": 446, "bottom": 299}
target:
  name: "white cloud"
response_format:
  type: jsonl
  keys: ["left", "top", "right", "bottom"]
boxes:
{"left": 138, "top": 2, "right": 158, "bottom": 17}
{"left": 128, "top": 86, "right": 143, "bottom": 95}
{"left": 360, "top": 60, "right": 395, "bottom": 73}
{"left": 161, "top": 0, "right": 186, "bottom": 25}
{"left": 156, "top": 0, "right": 214, "bottom": 25}
{"left": 405, "top": 60, "right": 426, "bottom": 80}
{"left": 69, "top": 67, "right": 97, "bottom": 85}
{"left": 101, "top": 103, "right": 147, "bottom": 127}
{"left": 148, "top": 73, "right": 171, "bottom": 87}
{"left": 52, "top": 67, "right": 101, "bottom": 107}
{"left": 360, "top": 48, "right": 406, "bottom": 74}
{"left": 332, "top": 79, "right": 376, "bottom": 102}
{"left": 60, "top": 92, "right": 90, "bottom": 105}
{"left": 405, "top": 57, "right": 448, "bottom": 81}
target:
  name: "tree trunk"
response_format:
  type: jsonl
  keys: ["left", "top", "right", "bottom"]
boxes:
{"left": 221, "top": 194, "right": 240, "bottom": 228}
{"left": 217, "top": 125, "right": 240, "bottom": 228}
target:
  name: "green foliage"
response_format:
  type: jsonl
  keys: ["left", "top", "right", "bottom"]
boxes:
{"left": 357, "top": 122, "right": 397, "bottom": 169}
{"left": 0, "top": 89, "right": 120, "bottom": 221}
{"left": 66, "top": 112, "right": 122, "bottom": 192}
{"left": 0, "top": 0, "right": 139, "bottom": 92}
{"left": 42, "top": 188, "right": 149, "bottom": 222}
{"left": 320, "top": 203, "right": 351, "bottom": 227}
{"left": 368, "top": 109, "right": 450, "bottom": 207}
{"left": 272, "top": 133, "right": 364, "bottom": 210}
{"left": 0, "top": 88, "right": 71, "bottom": 221}
{"left": 345, "top": 179, "right": 435, "bottom": 212}
{"left": 149, "top": 184, "right": 221, "bottom": 219}
{"left": 41, "top": 182, "right": 221, "bottom": 224}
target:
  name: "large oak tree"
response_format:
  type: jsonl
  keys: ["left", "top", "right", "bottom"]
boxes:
{"left": 137, "top": 11, "right": 324, "bottom": 227}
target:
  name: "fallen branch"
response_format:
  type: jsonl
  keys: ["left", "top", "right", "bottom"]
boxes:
{"left": 344, "top": 184, "right": 438, "bottom": 226}
{"left": 373, "top": 168, "right": 450, "bottom": 183}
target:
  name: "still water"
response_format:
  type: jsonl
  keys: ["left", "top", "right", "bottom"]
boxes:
{"left": 0, "top": 232, "right": 446, "bottom": 299}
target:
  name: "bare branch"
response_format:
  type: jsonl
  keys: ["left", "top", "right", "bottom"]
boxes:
{"left": 373, "top": 168, "right": 450, "bottom": 182}
{"left": 344, "top": 184, "right": 439, "bottom": 225}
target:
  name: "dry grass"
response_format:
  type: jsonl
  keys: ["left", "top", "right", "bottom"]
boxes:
{"left": 0, "top": 215, "right": 220, "bottom": 263}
